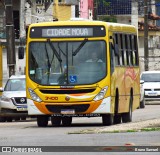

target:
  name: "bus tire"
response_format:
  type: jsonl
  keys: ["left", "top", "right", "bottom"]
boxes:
{"left": 51, "top": 116, "right": 61, "bottom": 126}
{"left": 21, "top": 116, "right": 27, "bottom": 121}
{"left": 62, "top": 116, "right": 72, "bottom": 126}
{"left": 114, "top": 114, "right": 121, "bottom": 124}
{"left": 122, "top": 95, "right": 133, "bottom": 123}
{"left": 0, "top": 116, "right": 7, "bottom": 122}
{"left": 102, "top": 114, "right": 114, "bottom": 126}
{"left": 15, "top": 117, "right": 20, "bottom": 121}
{"left": 37, "top": 115, "right": 48, "bottom": 127}
{"left": 6, "top": 117, "right": 13, "bottom": 122}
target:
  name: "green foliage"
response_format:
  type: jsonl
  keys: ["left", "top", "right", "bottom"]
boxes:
{"left": 99, "top": 15, "right": 117, "bottom": 23}
{"left": 97, "top": 0, "right": 110, "bottom": 6}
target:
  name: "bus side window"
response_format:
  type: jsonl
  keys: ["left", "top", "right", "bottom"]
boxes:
{"left": 129, "top": 35, "right": 134, "bottom": 66}
{"left": 125, "top": 34, "right": 130, "bottom": 66}
{"left": 110, "top": 42, "right": 115, "bottom": 74}
{"left": 119, "top": 34, "right": 125, "bottom": 66}
{"left": 133, "top": 35, "right": 139, "bottom": 66}
{"left": 113, "top": 33, "right": 120, "bottom": 66}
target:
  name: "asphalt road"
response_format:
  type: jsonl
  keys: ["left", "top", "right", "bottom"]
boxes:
{"left": 0, "top": 105, "right": 160, "bottom": 154}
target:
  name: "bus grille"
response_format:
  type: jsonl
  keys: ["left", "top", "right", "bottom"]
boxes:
{"left": 40, "top": 89, "right": 95, "bottom": 94}
{"left": 46, "top": 104, "right": 90, "bottom": 113}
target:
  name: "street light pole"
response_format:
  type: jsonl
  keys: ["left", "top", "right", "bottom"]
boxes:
{"left": 144, "top": 0, "right": 149, "bottom": 71}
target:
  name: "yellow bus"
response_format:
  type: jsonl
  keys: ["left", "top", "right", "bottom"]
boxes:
{"left": 24, "top": 20, "right": 140, "bottom": 127}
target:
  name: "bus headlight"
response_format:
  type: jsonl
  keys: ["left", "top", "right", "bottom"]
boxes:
{"left": 28, "top": 88, "right": 42, "bottom": 102}
{"left": 93, "top": 86, "right": 108, "bottom": 101}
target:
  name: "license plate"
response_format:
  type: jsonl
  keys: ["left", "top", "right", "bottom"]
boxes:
{"left": 61, "top": 109, "right": 75, "bottom": 114}
{"left": 148, "top": 92, "right": 157, "bottom": 96}
{"left": 17, "top": 107, "right": 27, "bottom": 111}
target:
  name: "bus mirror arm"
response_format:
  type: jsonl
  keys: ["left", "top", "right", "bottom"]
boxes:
{"left": 18, "top": 46, "right": 25, "bottom": 59}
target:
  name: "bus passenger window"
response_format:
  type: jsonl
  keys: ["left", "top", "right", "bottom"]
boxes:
{"left": 125, "top": 34, "right": 130, "bottom": 66}
{"left": 120, "top": 34, "right": 125, "bottom": 66}
{"left": 129, "top": 35, "right": 134, "bottom": 66}
{"left": 133, "top": 35, "right": 139, "bottom": 66}
{"left": 110, "top": 42, "right": 115, "bottom": 74}
{"left": 113, "top": 33, "right": 120, "bottom": 66}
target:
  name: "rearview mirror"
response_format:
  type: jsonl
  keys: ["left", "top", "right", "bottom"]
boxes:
{"left": 18, "top": 46, "right": 24, "bottom": 59}
{"left": 140, "top": 80, "right": 144, "bottom": 84}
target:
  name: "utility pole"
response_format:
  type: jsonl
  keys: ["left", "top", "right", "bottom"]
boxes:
{"left": 20, "top": 0, "right": 26, "bottom": 44}
{"left": 144, "top": 0, "right": 149, "bottom": 71}
{"left": 5, "top": 0, "right": 16, "bottom": 77}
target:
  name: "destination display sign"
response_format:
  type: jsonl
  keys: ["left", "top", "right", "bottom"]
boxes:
{"left": 42, "top": 28, "right": 93, "bottom": 37}
{"left": 30, "top": 26, "right": 106, "bottom": 38}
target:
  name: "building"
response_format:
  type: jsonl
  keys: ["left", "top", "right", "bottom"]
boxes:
{"left": 53, "top": 0, "right": 79, "bottom": 21}
{"left": 79, "top": 0, "right": 93, "bottom": 20}
{"left": 97, "top": 0, "right": 160, "bottom": 72}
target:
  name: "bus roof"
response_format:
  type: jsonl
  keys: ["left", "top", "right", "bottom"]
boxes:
{"left": 29, "top": 20, "right": 137, "bottom": 34}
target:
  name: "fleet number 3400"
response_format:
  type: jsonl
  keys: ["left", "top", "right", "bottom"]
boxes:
{"left": 45, "top": 96, "right": 58, "bottom": 100}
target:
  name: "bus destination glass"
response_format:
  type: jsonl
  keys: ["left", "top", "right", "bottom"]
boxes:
{"left": 30, "top": 26, "right": 106, "bottom": 38}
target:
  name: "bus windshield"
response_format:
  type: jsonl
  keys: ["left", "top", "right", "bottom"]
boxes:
{"left": 29, "top": 40, "right": 106, "bottom": 85}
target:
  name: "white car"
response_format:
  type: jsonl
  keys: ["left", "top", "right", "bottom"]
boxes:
{"left": 0, "top": 75, "right": 27, "bottom": 122}
{"left": 140, "top": 79, "right": 145, "bottom": 108}
{"left": 140, "top": 71, "right": 160, "bottom": 104}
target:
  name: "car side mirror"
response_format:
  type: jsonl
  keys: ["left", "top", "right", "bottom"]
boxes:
{"left": 140, "top": 80, "right": 144, "bottom": 84}
{"left": 0, "top": 87, "right": 4, "bottom": 92}
{"left": 18, "top": 46, "right": 25, "bottom": 59}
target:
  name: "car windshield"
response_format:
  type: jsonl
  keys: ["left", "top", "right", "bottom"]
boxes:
{"left": 29, "top": 40, "right": 107, "bottom": 86}
{"left": 141, "top": 73, "right": 160, "bottom": 82}
{"left": 4, "top": 78, "right": 26, "bottom": 91}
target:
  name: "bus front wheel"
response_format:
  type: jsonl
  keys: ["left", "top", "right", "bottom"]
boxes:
{"left": 37, "top": 115, "right": 49, "bottom": 127}
{"left": 0, "top": 116, "right": 6, "bottom": 122}
{"left": 62, "top": 116, "right": 72, "bottom": 126}
{"left": 51, "top": 116, "right": 61, "bottom": 126}
{"left": 114, "top": 114, "right": 121, "bottom": 124}
{"left": 102, "top": 114, "right": 114, "bottom": 126}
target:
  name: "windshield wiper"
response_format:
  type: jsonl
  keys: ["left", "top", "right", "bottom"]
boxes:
{"left": 72, "top": 38, "right": 88, "bottom": 56}
{"left": 47, "top": 39, "right": 62, "bottom": 62}
{"left": 45, "top": 43, "right": 51, "bottom": 84}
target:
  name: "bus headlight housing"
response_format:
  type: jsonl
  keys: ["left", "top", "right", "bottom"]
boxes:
{"left": 28, "top": 88, "right": 42, "bottom": 102}
{"left": 93, "top": 86, "right": 108, "bottom": 101}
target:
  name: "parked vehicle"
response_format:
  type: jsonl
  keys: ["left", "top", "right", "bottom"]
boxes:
{"left": 140, "top": 80, "right": 145, "bottom": 108}
{"left": 0, "top": 75, "right": 27, "bottom": 122}
{"left": 140, "top": 71, "right": 160, "bottom": 104}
